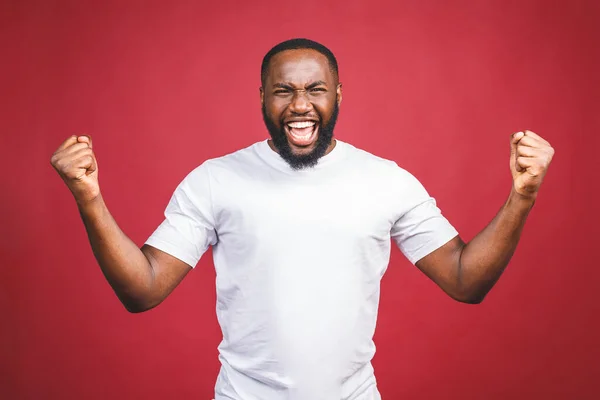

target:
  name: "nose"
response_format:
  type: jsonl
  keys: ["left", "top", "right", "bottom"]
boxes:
{"left": 289, "top": 90, "right": 312, "bottom": 114}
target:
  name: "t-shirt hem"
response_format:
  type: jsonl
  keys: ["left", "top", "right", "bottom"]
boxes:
{"left": 144, "top": 237, "right": 199, "bottom": 268}
{"left": 407, "top": 228, "right": 459, "bottom": 265}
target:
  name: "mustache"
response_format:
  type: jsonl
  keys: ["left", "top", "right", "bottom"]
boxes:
{"left": 261, "top": 105, "right": 338, "bottom": 131}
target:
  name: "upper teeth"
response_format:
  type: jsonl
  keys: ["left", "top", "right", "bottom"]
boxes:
{"left": 288, "top": 121, "right": 315, "bottom": 128}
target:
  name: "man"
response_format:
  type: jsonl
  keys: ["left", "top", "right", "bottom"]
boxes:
{"left": 50, "top": 38, "right": 554, "bottom": 399}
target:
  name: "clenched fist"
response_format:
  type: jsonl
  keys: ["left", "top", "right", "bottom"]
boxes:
{"left": 510, "top": 130, "right": 554, "bottom": 200}
{"left": 50, "top": 135, "right": 99, "bottom": 205}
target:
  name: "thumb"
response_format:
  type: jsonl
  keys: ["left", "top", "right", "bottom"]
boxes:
{"left": 510, "top": 131, "right": 525, "bottom": 173}
{"left": 77, "top": 134, "right": 92, "bottom": 149}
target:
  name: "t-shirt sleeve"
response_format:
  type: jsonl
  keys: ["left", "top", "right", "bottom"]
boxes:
{"left": 390, "top": 167, "right": 458, "bottom": 265}
{"left": 144, "top": 163, "right": 218, "bottom": 268}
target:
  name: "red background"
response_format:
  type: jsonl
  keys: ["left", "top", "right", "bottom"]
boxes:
{"left": 1, "top": 0, "right": 599, "bottom": 399}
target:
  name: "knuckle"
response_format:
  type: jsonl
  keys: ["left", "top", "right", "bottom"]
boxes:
{"left": 54, "top": 159, "right": 66, "bottom": 171}
{"left": 61, "top": 159, "right": 73, "bottom": 172}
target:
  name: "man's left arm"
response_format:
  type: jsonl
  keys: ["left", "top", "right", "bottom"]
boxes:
{"left": 415, "top": 130, "right": 554, "bottom": 304}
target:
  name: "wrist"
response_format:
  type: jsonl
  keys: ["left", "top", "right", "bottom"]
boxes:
{"left": 507, "top": 187, "right": 536, "bottom": 211}
{"left": 76, "top": 192, "right": 105, "bottom": 216}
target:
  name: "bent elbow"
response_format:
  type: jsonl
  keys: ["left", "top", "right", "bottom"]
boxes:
{"left": 124, "top": 303, "right": 151, "bottom": 313}
{"left": 121, "top": 297, "right": 161, "bottom": 313}
{"left": 454, "top": 290, "right": 487, "bottom": 304}
{"left": 449, "top": 286, "right": 487, "bottom": 304}
{"left": 460, "top": 295, "right": 485, "bottom": 304}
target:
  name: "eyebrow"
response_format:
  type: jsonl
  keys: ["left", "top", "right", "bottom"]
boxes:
{"left": 272, "top": 80, "right": 328, "bottom": 90}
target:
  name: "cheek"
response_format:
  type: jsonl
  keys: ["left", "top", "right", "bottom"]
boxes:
{"left": 313, "top": 95, "right": 337, "bottom": 118}
{"left": 314, "top": 103, "right": 333, "bottom": 121}
{"left": 266, "top": 101, "right": 288, "bottom": 122}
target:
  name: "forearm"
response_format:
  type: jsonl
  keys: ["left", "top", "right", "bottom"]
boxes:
{"left": 78, "top": 194, "right": 156, "bottom": 311}
{"left": 458, "top": 188, "right": 535, "bottom": 302}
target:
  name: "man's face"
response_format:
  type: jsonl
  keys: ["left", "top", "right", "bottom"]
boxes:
{"left": 261, "top": 49, "right": 342, "bottom": 170}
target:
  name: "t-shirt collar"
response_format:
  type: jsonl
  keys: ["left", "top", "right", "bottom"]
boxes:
{"left": 255, "top": 137, "right": 347, "bottom": 173}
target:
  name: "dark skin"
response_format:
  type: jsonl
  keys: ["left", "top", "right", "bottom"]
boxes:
{"left": 49, "top": 135, "right": 189, "bottom": 312}
{"left": 50, "top": 48, "right": 553, "bottom": 311}
{"left": 261, "top": 49, "right": 341, "bottom": 157}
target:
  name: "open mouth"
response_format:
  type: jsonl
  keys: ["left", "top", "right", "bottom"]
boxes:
{"left": 284, "top": 120, "right": 319, "bottom": 148}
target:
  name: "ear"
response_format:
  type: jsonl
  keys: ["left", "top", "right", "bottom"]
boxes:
{"left": 336, "top": 83, "right": 343, "bottom": 106}
{"left": 260, "top": 87, "right": 264, "bottom": 106}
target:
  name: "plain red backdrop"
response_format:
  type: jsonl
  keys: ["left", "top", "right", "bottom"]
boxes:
{"left": 1, "top": 0, "right": 599, "bottom": 399}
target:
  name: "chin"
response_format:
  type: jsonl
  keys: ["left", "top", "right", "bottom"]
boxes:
{"left": 288, "top": 140, "right": 319, "bottom": 155}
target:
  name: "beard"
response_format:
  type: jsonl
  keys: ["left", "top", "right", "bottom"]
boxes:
{"left": 262, "top": 103, "right": 339, "bottom": 170}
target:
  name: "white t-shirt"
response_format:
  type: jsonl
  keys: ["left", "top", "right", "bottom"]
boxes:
{"left": 145, "top": 139, "right": 458, "bottom": 400}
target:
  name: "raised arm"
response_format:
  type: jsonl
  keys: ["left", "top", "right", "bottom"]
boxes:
{"left": 51, "top": 135, "right": 191, "bottom": 312}
{"left": 415, "top": 130, "right": 554, "bottom": 304}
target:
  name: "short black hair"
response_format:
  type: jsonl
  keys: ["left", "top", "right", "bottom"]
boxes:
{"left": 260, "top": 38, "right": 339, "bottom": 86}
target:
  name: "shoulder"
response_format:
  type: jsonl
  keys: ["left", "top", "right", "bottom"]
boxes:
{"left": 184, "top": 141, "right": 265, "bottom": 180}
{"left": 341, "top": 141, "right": 420, "bottom": 185}
{"left": 165, "top": 142, "right": 265, "bottom": 203}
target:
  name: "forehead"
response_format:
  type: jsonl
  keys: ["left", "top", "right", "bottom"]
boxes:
{"left": 266, "top": 49, "right": 334, "bottom": 84}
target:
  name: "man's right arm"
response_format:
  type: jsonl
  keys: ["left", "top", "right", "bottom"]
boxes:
{"left": 51, "top": 135, "right": 191, "bottom": 313}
